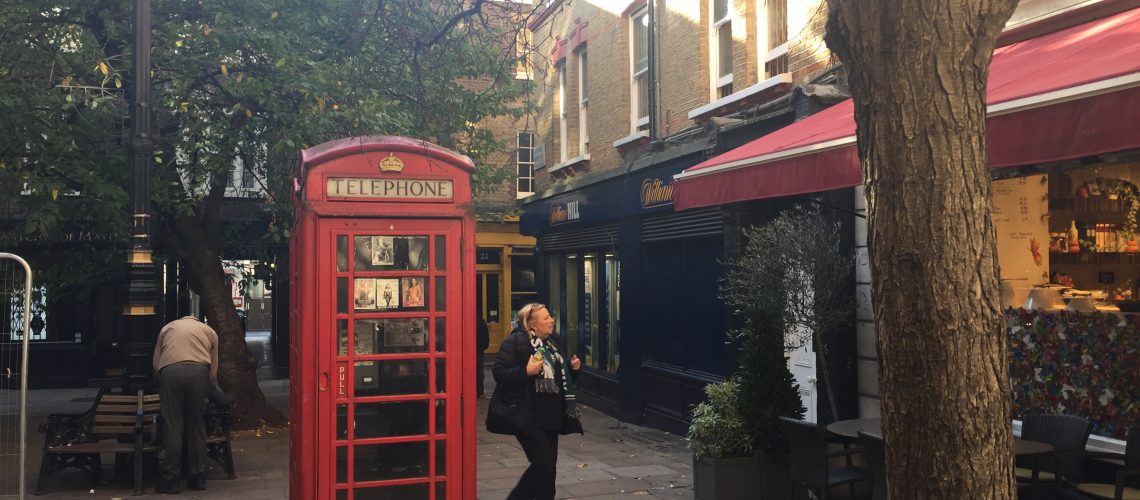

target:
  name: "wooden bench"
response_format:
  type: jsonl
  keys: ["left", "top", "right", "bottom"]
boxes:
{"left": 35, "top": 388, "right": 160, "bottom": 495}
{"left": 34, "top": 387, "right": 235, "bottom": 495}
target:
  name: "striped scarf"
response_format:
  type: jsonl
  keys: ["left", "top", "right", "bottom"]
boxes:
{"left": 529, "top": 335, "right": 581, "bottom": 419}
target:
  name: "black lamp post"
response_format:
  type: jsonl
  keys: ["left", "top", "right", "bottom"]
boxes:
{"left": 123, "top": 0, "right": 158, "bottom": 392}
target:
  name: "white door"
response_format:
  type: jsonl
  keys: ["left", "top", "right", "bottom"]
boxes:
{"left": 785, "top": 266, "right": 818, "bottom": 423}
{"left": 787, "top": 328, "right": 817, "bottom": 423}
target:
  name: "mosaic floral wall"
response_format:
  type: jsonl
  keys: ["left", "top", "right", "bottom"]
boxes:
{"left": 1008, "top": 309, "right": 1140, "bottom": 439}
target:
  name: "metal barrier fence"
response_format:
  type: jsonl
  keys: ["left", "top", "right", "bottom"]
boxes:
{"left": 0, "top": 253, "right": 32, "bottom": 499}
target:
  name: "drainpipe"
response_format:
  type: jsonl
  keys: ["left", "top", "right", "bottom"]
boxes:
{"left": 647, "top": 0, "right": 658, "bottom": 142}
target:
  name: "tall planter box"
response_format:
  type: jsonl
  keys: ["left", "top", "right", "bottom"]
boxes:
{"left": 693, "top": 454, "right": 762, "bottom": 500}
{"left": 757, "top": 451, "right": 791, "bottom": 499}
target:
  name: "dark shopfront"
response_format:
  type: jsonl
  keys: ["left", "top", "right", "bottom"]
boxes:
{"left": 521, "top": 155, "right": 729, "bottom": 433}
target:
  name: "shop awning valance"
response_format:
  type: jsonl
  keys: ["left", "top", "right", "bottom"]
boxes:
{"left": 674, "top": 8, "right": 1140, "bottom": 211}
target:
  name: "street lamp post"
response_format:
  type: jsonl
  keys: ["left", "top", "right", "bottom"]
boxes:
{"left": 123, "top": 0, "right": 158, "bottom": 392}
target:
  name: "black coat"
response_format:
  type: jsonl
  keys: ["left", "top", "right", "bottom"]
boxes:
{"left": 491, "top": 329, "right": 583, "bottom": 435}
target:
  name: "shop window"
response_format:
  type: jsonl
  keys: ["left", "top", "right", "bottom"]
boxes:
{"left": 477, "top": 273, "right": 501, "bottom": 325}
{"left": 510, "top": 254, "right": 537, "bottom": 319}
{"left": 605, "top": 253, "right": 620, "bottom": 373}
{"left": 545, "top": 254, "right": 563, "bottom": 336}
{"left": 545, "top": 252, "right": 618, "bottom": 374}
{"left": 7, "top": 284, "right": 48, "bottom": 341}
{"left": 583, "top": 254, "right": 598, "bottom": 368}
{"left": 565, "top": 255, "right": 581, "bottom": 360}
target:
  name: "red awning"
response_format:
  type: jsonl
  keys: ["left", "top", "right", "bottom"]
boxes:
{"left": 674, "top": 7, "right": 1140, "bottom": 210}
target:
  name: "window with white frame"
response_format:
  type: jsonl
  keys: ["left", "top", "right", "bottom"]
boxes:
{"left": 757, "top": 0, "right": 790, "bottom": 78}
{"left": 630, "top": 7, "right": 650, "bottom": 131}
{"left": 711, "top": 0, "right": 733, "bottom": 98}
{"left": 516, "top": 131, "right": 535, "bottom": 198}
{"left": 557, "top": 64, "right": 568, "bottom": 163}
{"left": 577, "top": 49, "right": 589, "bottom": 155}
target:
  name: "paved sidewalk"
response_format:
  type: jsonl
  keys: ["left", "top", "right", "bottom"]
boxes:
{"left": 3, "top": 369, "right": 695, "bottom": 499}
{"left": 477, "top": 372, "right": 693, "bottom": 500}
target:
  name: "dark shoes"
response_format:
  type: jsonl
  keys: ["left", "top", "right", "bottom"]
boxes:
{"left": 154, "top": 479, "right": 180, "bottom": 494}
{"left": 188, "top": 474, "right": 207, "bottom": 491}
{"left": 156, "top": 474, "right": 205, "bottom": 493}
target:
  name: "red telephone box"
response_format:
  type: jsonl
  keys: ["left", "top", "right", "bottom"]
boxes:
{"left": 290, "top": 136, "right": 476, "bottom": 500}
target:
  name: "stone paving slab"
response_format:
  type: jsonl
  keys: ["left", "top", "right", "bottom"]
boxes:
{"left": 13, "top": 372, "right": 700, "bottom": 499}
{"left": 604, "top": 464, "right": 683, "bottom": 479}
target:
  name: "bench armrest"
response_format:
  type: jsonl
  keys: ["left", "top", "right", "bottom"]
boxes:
{"left": 204, "top": 408, "right": 233, "bottom": 438}
{"left": 38, "top": 419, "right": 94, "bottom": 448}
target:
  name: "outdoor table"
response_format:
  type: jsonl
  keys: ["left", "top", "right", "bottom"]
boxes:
{"left": 826, "top": 418, "right": 882, "bottom": 439}
{"left": 1013, "top": 438, "right": 1053, "bottom": 456}
{"left": 1014, "top": 438, "right": 1054, "bottom": 499}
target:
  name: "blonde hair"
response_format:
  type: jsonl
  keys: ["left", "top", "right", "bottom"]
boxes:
{"left": 516, "top": 303, "right": 547, "bottom": 333}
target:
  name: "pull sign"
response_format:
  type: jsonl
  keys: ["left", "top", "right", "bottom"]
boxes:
{"left": 337, "top": 361, "right": 348, "bottom": 398}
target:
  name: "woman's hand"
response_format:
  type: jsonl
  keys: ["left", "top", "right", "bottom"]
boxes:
{"left": 570, "top": 355, "right": 581, "bottom": 371}
{"left": 526, "top": 355, "right": 543, "bottom": 376}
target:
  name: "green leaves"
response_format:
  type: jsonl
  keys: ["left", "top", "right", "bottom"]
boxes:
{"left": 3, "top": 0, "right": 526, "bottom": 290}
{"left": 687, "top": 380, "right": 752, "bottom": 459}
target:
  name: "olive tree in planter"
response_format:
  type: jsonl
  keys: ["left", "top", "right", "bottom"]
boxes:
{"left": 721, "top": 205, "right": 853, "bottom": 497}
{"left": 687, "top": 380, "right": 759, "bottom": 500}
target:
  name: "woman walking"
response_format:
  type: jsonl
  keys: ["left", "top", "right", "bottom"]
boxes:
{"left": 492, "top": 303, "right": 583, "bottom": 500}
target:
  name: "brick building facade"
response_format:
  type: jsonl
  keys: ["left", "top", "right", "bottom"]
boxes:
{"left": 517, "top": 0, "right": 855, "bottom": 432}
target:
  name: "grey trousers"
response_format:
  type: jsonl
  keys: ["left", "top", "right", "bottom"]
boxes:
{"left": 158, "top": 362, "right": 210, "bottom": 481}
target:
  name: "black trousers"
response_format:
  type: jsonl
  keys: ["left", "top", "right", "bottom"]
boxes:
{"left": 475, "top": 350, "right": 486, "bottom": 395}
{"left": 508, "top": 428, "right": 559, "bottom": 500}
{"left": 157, "top": 362, "right": 210, "bottom": 482}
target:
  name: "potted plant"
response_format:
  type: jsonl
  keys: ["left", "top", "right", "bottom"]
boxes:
{"left": 720, "top": 205, "right": 853, "bottom": 498}
{"left": 688, "top": 380, "right": 759, "bottom": 500}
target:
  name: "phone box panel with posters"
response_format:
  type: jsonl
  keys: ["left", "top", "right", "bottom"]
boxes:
{"left": 291, "top": 136, "right": 476, "bottom": 500}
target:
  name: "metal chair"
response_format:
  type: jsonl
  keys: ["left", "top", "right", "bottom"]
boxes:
{"left": 1017, "top": 413, "right": 1093, "bottom": 494}
{"left": 858, "top": 430, "right": 886, "bottom": 500}
{"left": 780, "top": 416, "right": 870, "bottom": 500}
{"left": 1061, "top": 428, "right": 1140, "bottom": 500}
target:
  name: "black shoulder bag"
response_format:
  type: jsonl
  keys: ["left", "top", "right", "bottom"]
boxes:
{"left": 485, "top": 385, "right": 532, "bottom": 436}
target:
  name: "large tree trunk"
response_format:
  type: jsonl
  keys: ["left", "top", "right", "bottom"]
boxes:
{"left": 180, "top": 247, "right": 288, "bottom": 429}
{"left": 157, "top": 182, "right": 288, "bottom": 430}
{"left": 825, "top": 0, "right": 1017, "bottom": 498}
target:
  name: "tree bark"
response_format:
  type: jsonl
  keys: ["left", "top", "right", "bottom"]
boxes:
{"left": 825, "top": 0, "right": 1017, "bottom": 498}
{"left": 179, "top": 240, "right": 288, "bottom": 430}
{"left": 156, "top": 167, "right": 287, "bottom": 430}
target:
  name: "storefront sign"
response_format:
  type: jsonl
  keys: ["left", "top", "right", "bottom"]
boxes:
{"left": 326, "top": 178, "right": 453, "bottom": 200}
{"left": 476, "top": 247, "right": 502, "bottom": 265}
{"left": 640, "top": 178, "right": 675, "bottom": 208}
{"left": 549, "top": 200, "right": 580, "bottom": 225}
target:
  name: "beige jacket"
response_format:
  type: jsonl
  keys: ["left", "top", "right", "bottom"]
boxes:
{"left": 153, "top": 316, "right": 219, "bottom": 381}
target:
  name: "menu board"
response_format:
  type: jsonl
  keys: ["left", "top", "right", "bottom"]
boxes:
{"left": 992, "top": 176, "right": 1049, "bottom": 284}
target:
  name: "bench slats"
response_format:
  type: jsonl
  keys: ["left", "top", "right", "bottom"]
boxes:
{"left": 96, "top": 405, "right": 139, "bottom": 414}
{"left": 94, "top": 414, "right": 157, "bottom": 424}
{"left": 99, "top": 395, "right": 138, "bottom": 403}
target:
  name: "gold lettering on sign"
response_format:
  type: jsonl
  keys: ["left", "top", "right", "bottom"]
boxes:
{"left": 549, "top": 205, "right": 568, "bottom": 224}
{"left": 326, "top": 178, "right": 453, "bottom": 200}
{"left": 640, "top": 178, "right": 674, "bottom": 208}
{"left": 549, "top": 201, "right": 580, "bottom": 225}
